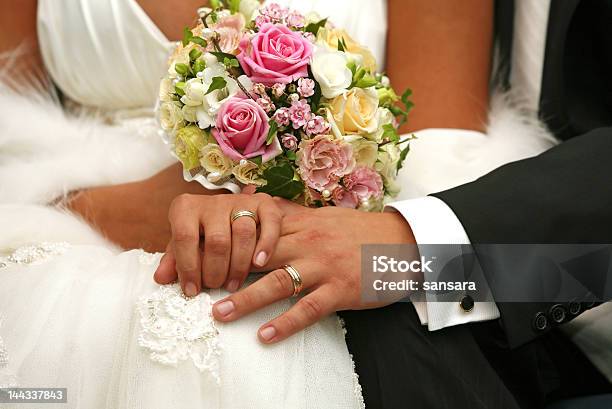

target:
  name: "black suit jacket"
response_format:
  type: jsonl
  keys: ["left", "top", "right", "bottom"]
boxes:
{"left": 433, "top": 0, "right": 612, "bottom": 348}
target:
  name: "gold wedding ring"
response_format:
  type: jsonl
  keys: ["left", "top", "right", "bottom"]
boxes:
{"left": 231, "top": 210, "right": 258, "bottom": 224}
{"left": 282, "top": 264, "right": 304, "bottom": 297}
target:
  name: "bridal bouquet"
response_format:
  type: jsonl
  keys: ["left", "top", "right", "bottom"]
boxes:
{"left": 158, "top": 0, "right": 414, "bottom": 211}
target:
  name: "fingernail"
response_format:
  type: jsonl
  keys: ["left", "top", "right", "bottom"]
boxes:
{"left": 215, "top": 300, "right": 235, "bottom": 317}
{"left": 255, "top": 251, "right": 268, "bottom": 267}
{"left": 227, "top": 279, "right": 240, "bottom": 292}
{"left": 184, "top": 282, "right": 198, "bottom": 297}
{"left": 259, "top": 326, "right": 276, "bottom": 342}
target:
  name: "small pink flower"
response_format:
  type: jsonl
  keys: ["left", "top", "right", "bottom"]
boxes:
{"left": 260, "top": 3, "right": 289, "bottom": 21}
{"left": 255, "top": 14, "right": 272, "bottom": 29}
{"left": 286, "top": 11, "right": 306, "bottom": 28}
{"left": 252, "top": 83, "right": 267, "bottom": 96}
{"left": 271, "top": 83, "right": 286, "bottom": 98}
{"left": 297, "top": 135, "right": 355, "bottom": 191}
{"left": 237, "top": 23, "right": 313, "bottom": 85}
{"left": 281, "top": 133, "right": 298, "bottom": 150}
{"left": 297, "top": 78, "right": 316, "bottom": 98}
{"left": 344, "top": 166, "right": 384, "bottom": 201}
{"left": 273, "top": 107, "right": 291, "bottom": 126}
{"left": 212, "top": 96, "right": 282, "bottom": 162}
{"left": 305, "top": 115, "right": 330, "bottom": 136}
{"left": 302, "top": 32, "right": 316, "bottom": 42}
{"left": 332, "top": 187, "right": 359, "bottom": 208}
{"left": 289, "top": 99, "right": 312, "bottom": 129}
{"left": 257, "top": 96, "right": 275, "bottom": 113}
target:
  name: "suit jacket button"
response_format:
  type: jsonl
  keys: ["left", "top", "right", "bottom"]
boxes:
{"left": 533, "top": 312, "right": 549, "bottom": 331}
{"left": 459, "top": 295, "right": 474, "bottom": 312}
{"left": 549, "top": 304, "right": 566, "bottom": 324}
{"left": 568, "top": 301, "right": 581, "bottom": 316}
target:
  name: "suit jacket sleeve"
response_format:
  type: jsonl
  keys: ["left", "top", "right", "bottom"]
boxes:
{"left": 432, "top": 127, "right": 612, "bottom": 347}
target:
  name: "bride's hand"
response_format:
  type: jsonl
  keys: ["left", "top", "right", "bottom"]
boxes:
{"left": 210, "top": 204, "right": 417, "bottom": 344}
{"left": 68, "top": 163, "right": 226, "bottom": 252}
{"left": 153, "top": 192, "right": 284, "bottom": 296}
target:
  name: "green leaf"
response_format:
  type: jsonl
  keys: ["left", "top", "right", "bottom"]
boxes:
{"left": 210, "top": 0, "right": 223, "bottom": 8}
{"left": 224, "top": 57, "right": 240, "bottom": 68}
{"left": 210, "top": 51, "right": 238, "bottom": 62}
{"left": 175, "top": 63, "right": 190, "bottom": 76}
{"left": 397, "top": 141, "right": 412, "bottom": 173}
{"left": 382, "top": 123, "right": 399, "bottom": 143}
{"left": 304, "top": 18, "right": 327, "bottom": 36}
{"left": 189, "top": 48, "right": 203, "bottom": 61}
{"left": 337, "top": 38, "right": 346, "bottom": 52}
{"left": 210, "top": 11, "right": 219, "bottom": 23}
{"left": 227, "top": 0, "right": 241, "bottom": 13}
{"left": 256, "top": 162, "right": 305, "bottom": 199}
{"left": 266, "top": 120, "right": 279, "bottom": 145}
{"left": 182, "top": 27, "right": 193, "bottom": 47}
{"left": 190, "top": 36, "right": 208, "bottom": 47}
{"left": 250, "top": 156, "right": 263, "bottom": 166}
{"left": 206, "top": 76, "right": 227, "bottom": 94}
{"left": 401, "top": 88, "right": 414, "bottom": 114}
{"left": 285, "top": 150, "right": 297, "bottom": 161}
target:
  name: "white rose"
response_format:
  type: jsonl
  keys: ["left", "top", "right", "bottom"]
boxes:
{"left": 311, "top": 47, "right": 352, "bottom": 99}
{"left": 182, "top": 105, "right": 198, "bottom": 123}
{"left": 159, "top": 78, "right": 175, "bottom": 103}
{"left": 200, "top": 144, "right": 233, "bottom": 178}
{"left": 375, "top": 143, "right": 401, "bottom": 196}
{"left": 181, "top": 78, "right": 207, "bottom": 106}
{"left": 330, "top": 87, "right": 379, "bottom": 135}
{"left": 168, "top": 47, "right": 190, "bottom": 78}
{"left": 372, "top": 107, "right": 395, "bottom": 142}
{"left": 343, "top": 135, "right": 378, "bottom": 167}
{"left": 159, "top": 101, "right": 184, "bottom": 132}
{"left": 232, "top": 160, "right": 266, "bottom": 187}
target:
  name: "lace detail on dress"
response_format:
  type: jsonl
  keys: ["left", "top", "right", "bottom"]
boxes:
{"left": 137, "top": 285, "right": 222, "bottom": 384}
{"left": 0, "top": 315, "right": 18, "bottom": 388}
{"left": 337, "top": 317, "right": 365, "bottom": 409}
{"left": 0, "top": 242, "right": 70, "bottom": 267}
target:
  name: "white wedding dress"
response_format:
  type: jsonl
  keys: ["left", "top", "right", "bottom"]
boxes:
{"left": 0, "top": 0, "right": 610, "bottom": 408}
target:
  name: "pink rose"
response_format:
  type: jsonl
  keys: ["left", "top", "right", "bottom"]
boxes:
{"left": 237, "top": 23, "right": 313, "bottom": 85}
{"left": 297, "top": 135, "right": 355, "bottom": 191}
{"left": 212, "top": 96, "right": 282, "bottom": 162}
{"left": 332, "top": 187, "right": 359, "bottom": 208}
{"left": 213, "top": 14, "right": 246, "bottom": 53}
{"left": 344, "top": 166, "right": 384, "bottom": 200}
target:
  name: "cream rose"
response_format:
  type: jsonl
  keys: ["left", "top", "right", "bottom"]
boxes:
{"left": 317, "top": 28, "right": 377, "bottom": 72}
{"left": 330, "top": 87, "right": 379, "bottom": 136}
{"left": 200, "top": 144, "right": 234, "bottom": 179}
{"left": 310, "top": 47, "right": 352, "bottom": 99}
{"left": 159, "top": 101, "right": 184, "bottom": 132}
{"left": 375, "top": 143, "right": 401, "bottom": 196}
{"left": 371, "top": 107, "right": 396, "bottom": 143}
{"left": 343, "top": 135, "right": 378, "bottom": 167}
{"left": 232, "top": 160, "right": 266, "bottom": 186}
{"left": 159, "top": 78, "right": 175, "bottom": 103}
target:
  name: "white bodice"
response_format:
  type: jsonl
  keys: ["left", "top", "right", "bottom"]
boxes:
{"left": 37, "top": 0, "right": 174, "bottom": 110}
{"left": 36, "top": 0, "right": 388, "bottom": 111}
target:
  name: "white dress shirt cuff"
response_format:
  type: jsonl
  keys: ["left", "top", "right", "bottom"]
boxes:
{"left": 385, "top": 196, "right": 501, "bottom": 330}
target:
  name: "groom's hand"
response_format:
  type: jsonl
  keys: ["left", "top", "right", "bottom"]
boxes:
{"left": 212, "top": 204, "right": 417, "bottom": 344}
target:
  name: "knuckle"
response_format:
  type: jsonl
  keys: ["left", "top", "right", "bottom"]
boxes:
{"left": 206, "top": 232, "right": 230, "bottom": 255}
{"left": 297, "top": 297, "right": 324, "bottom": 321}
{"left": 232, "top": 222, "right": 255, "bottom": 242}
{"left": 279, "top": 313, "right": 299, "bottom": 334}
{"left": 171, "top": 193, "right": 194, "bottom": 212}
{"left": 173, "top": 229, "right": 197, "bottom": 244}
{"left": 271, "top": 269, "right": 293, "bottom": 295}
{"left": 203, "top": 272, "right": 225, "bottom": 289}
